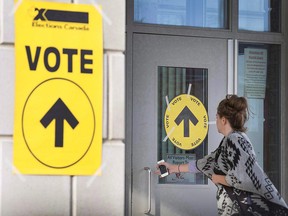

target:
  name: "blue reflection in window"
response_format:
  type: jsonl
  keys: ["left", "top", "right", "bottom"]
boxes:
{"left": 239, "top": 0, "right": 280, "bottom": 32}
{"left": 134, "top": 0, "right": 228, "bottom": 29}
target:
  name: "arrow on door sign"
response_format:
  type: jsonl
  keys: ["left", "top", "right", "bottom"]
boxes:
{"left": 174, "top": 106, "right": 198, "bottom": 137}
{"left": 40, "top": 98, "right": 79, "bottom": 148}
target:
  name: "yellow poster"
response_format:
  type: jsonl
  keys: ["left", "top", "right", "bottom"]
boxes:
{"left": 164, "top": 94, "right": 208, "bottom": 150}
{"left": 14, "top": 1, "right": 103, "bottom": 175}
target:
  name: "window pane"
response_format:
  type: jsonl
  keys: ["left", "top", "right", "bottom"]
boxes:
{"left": 134, "top": 0, "right": 228, "bottom": 29}
{"left": 239, "top": 0, "right": 281, "bottom": 32}
{"left": 158, "top": 66, "right": 208, "bottom": 185}
{"left": 237, "top": 43, "right": 281, "bottom": 189}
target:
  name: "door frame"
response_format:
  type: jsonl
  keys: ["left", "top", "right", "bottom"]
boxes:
{"left": 130, "top": 33, "right": 231, "bottom": 216}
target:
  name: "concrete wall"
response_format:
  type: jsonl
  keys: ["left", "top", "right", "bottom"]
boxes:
{"left": 0, "top": 0, "right": 125, "bottom": 215}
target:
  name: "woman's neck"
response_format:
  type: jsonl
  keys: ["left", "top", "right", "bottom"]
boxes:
{"left": 222, "top": 126, "right": 233, "bottom": 137}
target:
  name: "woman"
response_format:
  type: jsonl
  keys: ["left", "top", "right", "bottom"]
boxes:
{"left": 156, "top": 95, "right": 288, "bottom": 215}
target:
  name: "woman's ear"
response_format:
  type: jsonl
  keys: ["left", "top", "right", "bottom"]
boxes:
{"left": 222, "top": 117, "right": 227, "bottom": 124}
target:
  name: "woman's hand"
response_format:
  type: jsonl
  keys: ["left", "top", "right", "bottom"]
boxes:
{"left": 211, "top": 174, "right": 230, "bottom": 186}
{"left": 154, "top": 162, "right": 177, "bottom": 176}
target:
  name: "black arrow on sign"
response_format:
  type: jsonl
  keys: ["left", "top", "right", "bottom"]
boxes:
{"left": 40, "top": 98, "right": 79, "bottom": 148}
{"left": 174, "top": 106, "right": 199, "bottom": 137}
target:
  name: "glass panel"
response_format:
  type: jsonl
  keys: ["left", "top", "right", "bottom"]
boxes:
{"left": 134, "top": 0, "right": 228, "bottom": 29}
{"left": 237, "top": 43, "right": 281, "bottom": 189}
{"left": 158, "top": 66, "right": 208, "bottom": 185}
{"left": 239, "top": 0, "right": 281, "bottom": 32}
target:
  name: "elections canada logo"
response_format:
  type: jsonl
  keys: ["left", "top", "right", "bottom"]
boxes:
{"left": 32, "top": 8, "right": 90, "bottom": 31}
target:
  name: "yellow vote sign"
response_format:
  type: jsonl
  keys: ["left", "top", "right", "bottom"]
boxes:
{"left": 13, "top": 1, "right": 103, "bottom": 175}
{"left": 164, "top": 94, "right": 208, "bottom": 150}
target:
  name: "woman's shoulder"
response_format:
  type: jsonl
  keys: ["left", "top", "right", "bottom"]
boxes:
{"left": 227, "top": 131, "right": 254, "bottom": 153}
{"left": 227, "top": 131, "right": 243, "bottom": 141}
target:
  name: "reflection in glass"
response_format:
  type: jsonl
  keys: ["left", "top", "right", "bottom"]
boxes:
{"left": 134, "top": 0, "right": 228, "bottom": 29}
{"left": 237, "top": 43, "right": 281, "bottom": 189}
{"left": 158, "top": 67, "right": 208, "bottom": 185}
{"left": 239, "top": 0, "right": 281, "bottom": 32}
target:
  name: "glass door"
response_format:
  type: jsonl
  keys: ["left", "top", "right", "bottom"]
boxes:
{"left": 158, "top": 67, "right": 208, "bottom": 185}
{"left": 131, "top": 34, "right": 229, "bottom": 215}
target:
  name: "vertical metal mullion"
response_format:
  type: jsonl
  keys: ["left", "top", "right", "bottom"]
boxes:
{"left": 228, "top": 39, "right": 234, "bottom": 94}
{"left": 227, "top": 39, "right": 238, "bottom": 94}
{"left": 234, "top": 39, "right": 238, "bottom": 94}
{"left": 231, "top": 0, "right": 239, "bottom": 33}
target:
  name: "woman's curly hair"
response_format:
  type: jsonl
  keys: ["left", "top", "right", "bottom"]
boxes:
{"left": 217, "top": 95, "right": 249, "bottom": 132}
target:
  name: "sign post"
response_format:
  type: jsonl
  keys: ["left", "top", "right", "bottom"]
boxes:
{"left": 14, "top": 1, "right": 103, "bottom": 175}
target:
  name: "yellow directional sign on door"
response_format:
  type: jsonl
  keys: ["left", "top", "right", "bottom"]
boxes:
{"left": 13, "top": 1, "right": 102, "bottom": 175}
{"left": 164, "top": 94, "right": 208, "bottom": 150}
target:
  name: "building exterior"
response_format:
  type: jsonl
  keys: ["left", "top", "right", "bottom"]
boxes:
{"left": 125, "top": 0, "right": 288, "bottom": 215}
{"left": 1, "top": 0, "right": 288, "bottom": 216}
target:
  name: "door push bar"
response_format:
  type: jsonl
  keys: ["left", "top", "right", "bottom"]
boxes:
{"left": 144, "top": 167, "right": 151, "bottom": 214}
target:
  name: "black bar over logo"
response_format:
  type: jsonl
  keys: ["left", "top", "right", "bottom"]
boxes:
{"left": 34, "top": 8, "right": 89, "bottom": 24}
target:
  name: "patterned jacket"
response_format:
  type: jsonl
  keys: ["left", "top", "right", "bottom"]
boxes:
{"left": 196, "top": 131, "right": 288, "bottom": 215}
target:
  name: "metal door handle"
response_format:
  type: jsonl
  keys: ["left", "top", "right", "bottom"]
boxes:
{"left": 144, "top": 167, "right": 151, "bottom": 214}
